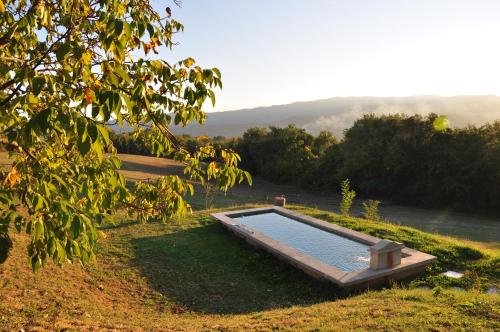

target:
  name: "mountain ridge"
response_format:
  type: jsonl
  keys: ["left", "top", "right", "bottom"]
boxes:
{"left": 112, "top": 95, "right": 500, "bottom": 137}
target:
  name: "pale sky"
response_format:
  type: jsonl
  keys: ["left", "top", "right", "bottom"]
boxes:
{"left": 155, "top": 0, "right": 500, "bottom": 111}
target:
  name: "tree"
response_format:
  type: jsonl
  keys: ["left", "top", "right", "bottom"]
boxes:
{"left": 236, "top": 125, "right": 323, "bottom": 185}
{"left": 0, "top": 0, "right": 250, "bottom": 270}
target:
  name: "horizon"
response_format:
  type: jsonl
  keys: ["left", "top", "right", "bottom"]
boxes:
{"left": 153, "top": 0, "right": 500, "bottom": 112}
{"left": 212, "top": 94, "right": 500, "bottom": 114}
{"left": 208, "top": 94, "right": 500, "bottom": 113}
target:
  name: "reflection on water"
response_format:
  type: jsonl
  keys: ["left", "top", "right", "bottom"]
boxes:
{"left": 236, "top": 212, "right": 370, "bottom": 272}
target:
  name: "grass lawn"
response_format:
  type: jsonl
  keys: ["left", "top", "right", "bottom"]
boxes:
{"left": 115, "top": 153, "right": 500, "bottom": 245}
{"left": 1, "top": 205, "right": 498, "bottom": 331}
{"left": 1, "top": 151, "right": 499, "bottom": 330}
{"left": 2, "top": 151, "right": 499, "bottom": 243}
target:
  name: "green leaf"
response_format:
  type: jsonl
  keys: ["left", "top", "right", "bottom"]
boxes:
{"left": 244, "top": 171, "right": 253, "bottom": 186}
{"left": 212, "top": 67, "right": 221, "bottom": 78}
{"left": 114, "top": 65, "right": 130, "bottom": 83}
{"left": 92, "top": 104, "right": 100, "bottom": 118}
{"left": 31, "top": 76, "right": 46, "bottom": 96}
{"left": 87, "top": 124, "right": 98, "bottom": 143}
{"left": 208, "top": 90, "right": 216, "bottom": 107}
{"left": 94, "top": 141, "right": 103, "bottom": 161}
{"left": 96, "top": 125, "right": 110, "bottom": 145}
{"left": 109, "top": 156, "right": 121, "bottom": 169}
{"left": 56, "top": 43, "right": 71, "bottom": 62}
{"left": 71, "top": 216, "right": 81, "bottom": 239}
{"left": 31, "top": 256, "right": 41, "bottom": 272}
{"left": 31, "top": 108, "right": 51, "bottom": 133}
{"left": 33, "top": 220, "right": 44, "bottom": 242}
{"left": 82, "top": 182, "right": 94, "bottom": 200}
{"left": 71, "top": 241, "right": 81, "bottom": 257}
{"left": 56, "top": 242, "right": 66, "bottom": 262}
{"left": 151, "top": 60, "right": 163, "bottom": 70}
{"left": 77, "top": 118, "right": 87, "bottom": 140}
{"left": 111, "top": 92, "right": 123, "bottom": 125}
{"left": 114, "top": 20, "right": 124, "bottom": 36}
{"left": 146, "top": 23, "right": 155, "bottom": 37}
{"left": 33, "top": 195, "right": 44, "bottom": 211}
{"left": 122, "top": 93, "right": 134, "bottom": 114}
{"left": 77, "top": 136, "right": 91, "bottom": 155}
{"left": 47, "top": 237, "right": 56, "bottom": 256}
{"left": 138, "top": 22, "right": 146, "bottom": 37}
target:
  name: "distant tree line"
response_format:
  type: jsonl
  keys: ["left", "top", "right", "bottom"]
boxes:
{"left": 110, "top": 113, "right": 500, "bottom": 213}
{"left": 109, "top": 131, "right": 237, "bottom": 156}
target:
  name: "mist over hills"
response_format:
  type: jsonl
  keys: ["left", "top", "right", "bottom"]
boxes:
{"left": 113, "top": 96, "right": 500, "bottom": 138}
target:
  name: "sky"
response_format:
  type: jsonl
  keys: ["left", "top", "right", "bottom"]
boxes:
{"left": 154, "top": 0, "right": 500, "bottom": 112}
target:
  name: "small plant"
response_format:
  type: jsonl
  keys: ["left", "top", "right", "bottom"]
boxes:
{"left": 203, "top": 182, "right": 216, "bottom": 210}
{"left": 340, "top": 179, "right": 356, "bottom": 216}
{"left": 363, "top": 199, "right": 381, "bottom": 221}
{"left": 432, "top": 286, "right": 444, "bottom": 297}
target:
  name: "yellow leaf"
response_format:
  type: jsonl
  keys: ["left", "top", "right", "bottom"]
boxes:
{"left": 433, "top": 115, "right": 451, "bottom": 132}
{"left": 151, "top": 37, "right": 160, "bottom": 47}
{"left": 183, "top": 57, "right": 195, "bottom": 67}
{"left": 82, "top": 51, "right": 92, "bottom": 65}
{"left": 5, "top": 167, "right": 20, "bottom": 187}
{"left": 0, "top": 0, "right": 6, "bottom": 13}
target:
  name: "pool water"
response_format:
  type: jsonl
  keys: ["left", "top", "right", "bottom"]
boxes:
{"left": 235, "top": 212, "right": 370, "bottom": 272}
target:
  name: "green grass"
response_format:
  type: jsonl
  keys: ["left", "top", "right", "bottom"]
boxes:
{"left": 1, "top": 204, "right": 498, "bottom": 331}
{"left": 1, "top": 152, "right": 498, "bottom": 330}
{"left": 289, "top": 206, "right": 499, "bottom": 291}
{"left": 3, "top": 151, "right": 499, "bottom": 243}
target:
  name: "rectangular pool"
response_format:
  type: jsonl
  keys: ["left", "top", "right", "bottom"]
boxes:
{"left": 236, "top": 212, "right": 370, "bottom": 272}
{"left": 212, "top": 206, "right": 436, "bottom": 288}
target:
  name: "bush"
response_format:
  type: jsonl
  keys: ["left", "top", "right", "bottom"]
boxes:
{"left": 340, "top": 179, "right": 356, "bottom": 216}
{"left": 362, "top": 199, "right": 381, "bottom": 221}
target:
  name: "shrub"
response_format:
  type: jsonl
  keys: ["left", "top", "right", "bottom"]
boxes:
{"left": 340, "top": 179, "right": 356, "bottom": 216}
{"left": 362, "top": 199, "right": 381, "bottom": 221}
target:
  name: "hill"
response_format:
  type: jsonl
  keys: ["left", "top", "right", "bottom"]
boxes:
{"left": 1, "top": 205, "right": 499, "bottom": 330}
{"left": 164, "top": 95, "right": 500, "bottom": 137}
{"left": 1, "top": 152, "right": 499, "bottom": 330}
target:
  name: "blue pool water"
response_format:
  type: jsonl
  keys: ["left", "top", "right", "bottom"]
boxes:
{"left": 235, "top": 212, "right": 370, "bottom": 272}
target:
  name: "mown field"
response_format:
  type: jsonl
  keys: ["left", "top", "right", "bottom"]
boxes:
{"left": 1, "top": 152, "right": 499, "bottom": 330}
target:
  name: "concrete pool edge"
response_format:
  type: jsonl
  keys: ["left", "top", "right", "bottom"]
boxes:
{"left": 212, "top": 206, "right": 437, "bottom": 288}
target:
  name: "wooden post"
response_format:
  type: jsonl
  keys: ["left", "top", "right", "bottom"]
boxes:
{"left": 274, "top": 195, "right": 286, "bottom": 207}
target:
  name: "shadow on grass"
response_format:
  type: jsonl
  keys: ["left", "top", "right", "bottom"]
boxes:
{"left": 121, "top": 159, "right": 185, "bottom": 177}
{"left": 99, "top": 220, "right": 139, "bottom": 230}
{"left": 132, "top": 223, "right": 344, "bottom": 314}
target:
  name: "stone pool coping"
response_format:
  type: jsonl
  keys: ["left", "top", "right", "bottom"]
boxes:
{"left": 212, "top": 206, "right": 437, "bottom": 288}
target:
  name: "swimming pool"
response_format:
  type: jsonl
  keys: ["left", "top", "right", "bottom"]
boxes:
{"left": 212, "top": 206, "right": 436, "bottom": 288}
{"left": 236, "top": 212, "right": 370, "bottom": 272}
